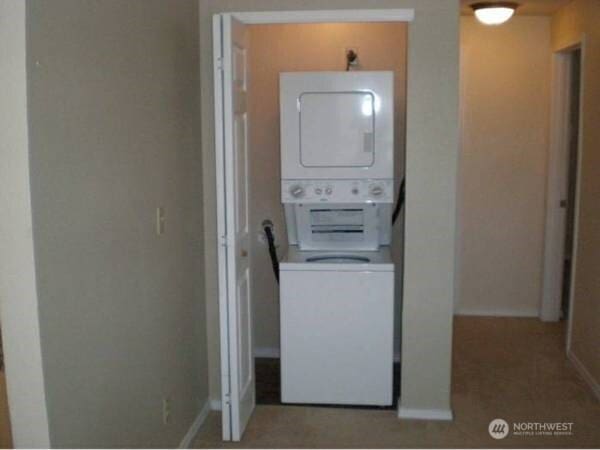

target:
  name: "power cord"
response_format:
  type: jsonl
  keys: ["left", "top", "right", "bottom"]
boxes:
{"left": 392, "top": 178, "right": 405, "bottom": 225}
{"left": 262, "top": 220, "right": 279, "bottom": 284}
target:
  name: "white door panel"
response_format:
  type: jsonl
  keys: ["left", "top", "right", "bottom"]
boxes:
{"left": 215, "top": 13, "right": 254, "bottom": 442}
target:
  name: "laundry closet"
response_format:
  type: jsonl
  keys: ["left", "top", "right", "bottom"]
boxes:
{"left": 244, "top": 22, "right": 408, "bottom": 407}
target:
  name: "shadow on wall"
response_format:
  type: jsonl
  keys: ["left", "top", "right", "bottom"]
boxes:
{"left": 0, "top": 330, "right": 12, "bottom": 448}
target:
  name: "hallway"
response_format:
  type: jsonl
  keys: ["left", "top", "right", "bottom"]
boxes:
{"left": 193, "top": 317, "right": 600, "bottom": 448}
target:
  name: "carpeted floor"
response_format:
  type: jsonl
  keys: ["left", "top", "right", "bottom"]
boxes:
{"left": 193, "top": 317, "right": 600, "bottom": 448}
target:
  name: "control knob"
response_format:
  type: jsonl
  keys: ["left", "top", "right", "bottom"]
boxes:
{"left": 369, "top": 184, "right": 384, "bottom": 198}
{"left": 289, "top": 184, "right": 305, "bottom": 198}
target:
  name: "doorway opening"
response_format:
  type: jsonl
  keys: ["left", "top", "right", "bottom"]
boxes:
{"left": 560, "top": 48, "right": 581, "bottom": 322}
{"left": 541, "top": 43, "right": 584, "bottom": 338}
{"left": 244, "top": 21, "right": 407, "bottom": 410}
{"left": 214, "top": 10, "right": 414, "bottom": 441}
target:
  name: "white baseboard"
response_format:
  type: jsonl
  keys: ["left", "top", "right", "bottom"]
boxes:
{"left": 255, "top": 346, "right": 401, "bottom": 362}
{"left": 454, "top": 308, "right": 539, "bottom": 318}
{"left": 568, "top": 350, "right": 600, "bottom": 401}
{"left": 398, "top": 406, "right": 453, "bottom": 421}
{"left": 210, "top": 399, "right": 222, "bottom": 411}
{"left": 178, "top": 400, "right": 210, "bottom": 448}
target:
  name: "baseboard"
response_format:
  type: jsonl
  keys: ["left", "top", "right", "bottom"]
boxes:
{"left": 454, "top": 308, "right": 539, "bottom": 318}
{"left": 568, "top": 350, "right": 600, "bottom": 401}
{"left": 210, "top": 399, "right": 222, "bottom": 411}
{"left": 398, "top": 406, "right": 453, "bottom": 421}
{"left": 255, "top": 346, "right": 401, "bottom": 362}
{"left": 178, "top": 400, "right": 210, "bottom": 448}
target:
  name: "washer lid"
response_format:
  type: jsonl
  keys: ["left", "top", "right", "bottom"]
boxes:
{"left": 305, "top": 255, "right": 371, "bottom": 264}
{"left": 280, "top": 246, "right": 394, "bottom": 272}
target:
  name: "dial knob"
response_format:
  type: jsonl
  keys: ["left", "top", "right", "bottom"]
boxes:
{"left": 290, "top": 184, "right": 305, "bottom": 198}
{"left": 370, "top": 184, "right": 384, "bottom": 197}
{"left": 315, "top": 188, "right": 322, "bottom": 195}
{"left": 325, "top": 187, "right": 333, "bottom": 195}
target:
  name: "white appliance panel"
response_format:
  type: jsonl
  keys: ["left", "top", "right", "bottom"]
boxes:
{"left": 280, "top": 267, "right": 394, "bottom": 406}
{"left": 280, "top": 71, "right": 394, "bottom": 180}
{"left": 284, "top": 203, "right": 392, "bottom": 251}
{"left": 281, "top": 179, "right": 394, "bottom": 204}
{"left": 300, "top": 92, "right": 374, "bottom": 168}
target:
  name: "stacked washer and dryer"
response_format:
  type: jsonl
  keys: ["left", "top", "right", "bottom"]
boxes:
{"left": 278, "top": 71, "right": 396, "bottom": 406}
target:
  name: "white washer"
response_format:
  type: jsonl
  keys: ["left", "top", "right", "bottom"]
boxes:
{"left": 280, "top": 247, "right": 394, "bottom": 406}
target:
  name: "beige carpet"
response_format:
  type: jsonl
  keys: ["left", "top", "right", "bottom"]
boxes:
{"left": 193, "top": 317, "right": 600, "bottom": 448}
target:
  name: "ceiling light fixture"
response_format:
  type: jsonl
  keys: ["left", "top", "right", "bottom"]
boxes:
{"left": 471, "top": 2, "right": 519, "bottom": 26}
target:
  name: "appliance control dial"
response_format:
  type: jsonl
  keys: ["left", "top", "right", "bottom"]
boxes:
{"left": 351, "top": 187, "right": 359, "bottom": 195}
{"left": 325, "top": 187, "right": 333, "bottom": 195}
{"left": 369, "top": 184, "right": 384, "bottom": 197}
{"left": 290, "top": 184, "right": 305, "bottom": 198}
{"left": 315, "top": 187, "right": 322, "bottom": 195}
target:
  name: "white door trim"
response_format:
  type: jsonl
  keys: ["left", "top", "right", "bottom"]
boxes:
{"left": 230, "top": 9, "right": 415, "bottom": 25}
{"left": 213, "top": 8, "right": 415, "bottom": 441}
{"left": 0, "top": 1, "right": 51, "bottom": 447}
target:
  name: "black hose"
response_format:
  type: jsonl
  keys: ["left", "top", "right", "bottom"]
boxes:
{"left": 392, "top": 178, "right": 405, "bottom": 225}
{"left": 263, "top": 223, "right": 279, "bottom": 284}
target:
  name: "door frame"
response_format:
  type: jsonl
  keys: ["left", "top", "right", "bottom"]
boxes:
{"left": 213, "top": 8, "right": 414, "bottom": 441}
{"left": 540, "top": 37, "right": 585, "bottom": 349}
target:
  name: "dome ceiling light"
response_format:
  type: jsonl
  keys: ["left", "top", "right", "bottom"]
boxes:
{"left": 471, "top": 2, "right": 519, "bottom": 25}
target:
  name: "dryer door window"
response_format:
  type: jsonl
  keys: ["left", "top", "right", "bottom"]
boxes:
{"left": 299, "top": 92, "right": 375, "bottom": 168}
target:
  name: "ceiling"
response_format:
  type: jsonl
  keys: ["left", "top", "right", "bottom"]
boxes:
{"left": 460, "top": 0, "right": 571, "bottom": 16}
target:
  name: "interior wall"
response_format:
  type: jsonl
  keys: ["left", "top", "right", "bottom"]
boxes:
{"left": 247, "top": 22, "right": 407, "bottom": 356}
{"left": 552, "top": 0, "right": 600, "bottom": 395}
{"left": 0, "top": 1, "right": 50, "bottom": 447}
{"left": 201, "top": 0, "right": 460, "bottom": 417}
{"left": 457, "top": 16, "right": 552, "bottom": 317}
{"left": 26, "top": 1, "right": 207, "bottom": 447}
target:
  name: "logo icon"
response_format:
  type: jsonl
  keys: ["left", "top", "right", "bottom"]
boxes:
{"left": 489, "top": 418, "right": 510, "bottom": 439}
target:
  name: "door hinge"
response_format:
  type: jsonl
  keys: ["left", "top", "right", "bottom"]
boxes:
{"left": 220, "top": 234, "right": 228, "bottom": 247}
{"left": 216, "top": 57, "right": 224, "bottom": 71}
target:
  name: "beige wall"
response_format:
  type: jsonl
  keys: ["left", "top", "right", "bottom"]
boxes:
{"left": 247, "top": 23, "right": 407, "bottom": 355}
{"left": 552, "top": 0, "right": 600, "bottom": 393}
{"left": 457, "top": 17, "right": 551, "bottom": 317}
{"left": 201, "top": 0, "right": 459, "bottom": 416}
{"left": 26, "top": 1, "right": 207, "bottom": 446}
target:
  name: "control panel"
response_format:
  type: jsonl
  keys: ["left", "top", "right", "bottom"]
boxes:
{"left": 282, "top": 179, "right": 394, "bottom": 204}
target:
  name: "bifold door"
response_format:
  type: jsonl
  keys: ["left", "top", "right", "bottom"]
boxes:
{"left": 213, "top": 13, "right": 255, "bottom": 442}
